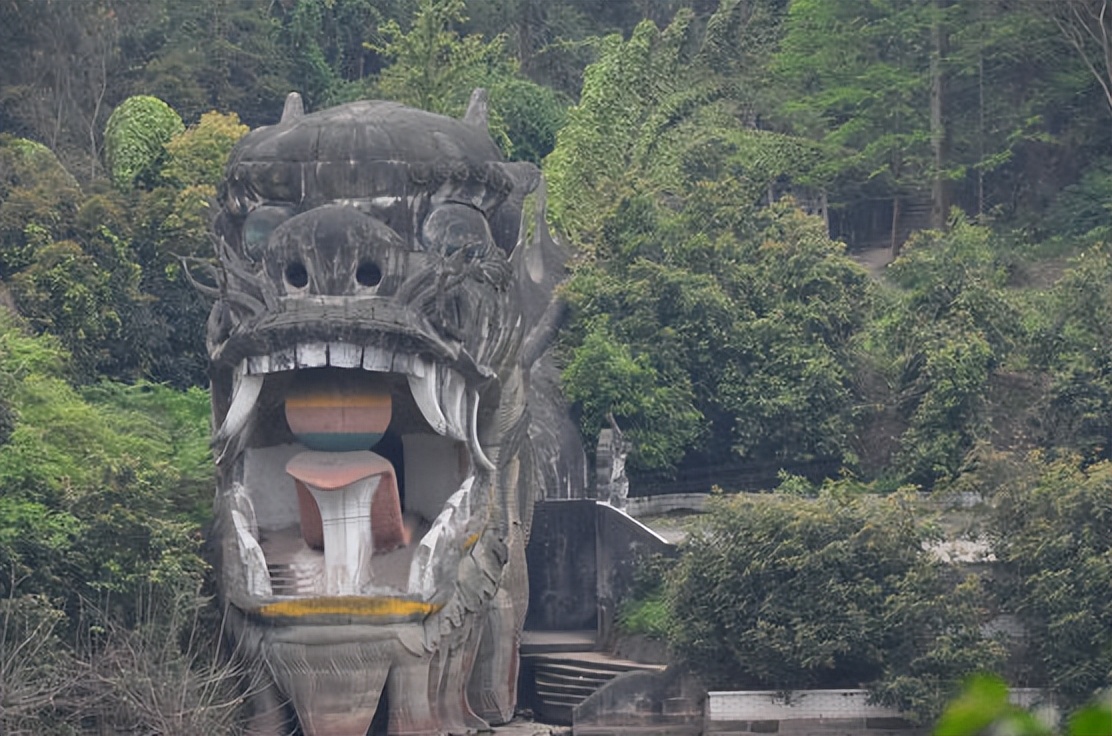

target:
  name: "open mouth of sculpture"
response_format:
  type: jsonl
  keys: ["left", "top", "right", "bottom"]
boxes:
{"left": 219, "top": 333, "right": 493, "bottom": 616}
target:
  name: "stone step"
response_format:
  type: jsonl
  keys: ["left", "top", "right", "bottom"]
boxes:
{"left": 267, "top": 563, "right": 320, "bottom": 596}
{"left": 533, "top": 675, "right": 604, "bottom": 698}
{"left": 536, "top": 667, "right": 611, "bottom": 685}
{"left": 529, "top": 653, "right": 666, "bottom": 675}
{"left": 534, "top": 688, "right": 589, "bottom": 706}
{"left": 525, "top": 649, "right": 667, "bottom": 726}
{"left": 521, "top": 629, "right": 597, "bottom": 654}
{"left": 533, "top": 661, "right": 646, "bottom": 681}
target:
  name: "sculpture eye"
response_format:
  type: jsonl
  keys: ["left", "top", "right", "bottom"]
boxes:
{"left": 356, "top": 261, "right": 382, "bottom": 287}
{"left": 285, "top": 261, "right": 309, "bottom": 289}
{"left": 244, "top": 205, "right": 295, "bottom": 258}
{"left": 421, "top": 204, "right": 494, "bottom": 260}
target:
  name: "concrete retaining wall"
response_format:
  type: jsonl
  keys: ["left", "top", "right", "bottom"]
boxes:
{"left": 705, "top": 688, "right": 1050, "bottom": 735}
{"left": 526, "top": 500, "right": 598, "bottom": 631}
{"left": 706, "top": 690, "right": 912, "bottom": 735}
{"left": 626, "top": 493, "right": 708, "bottom": 517}
{"left": 596, "top": 502, "right": 677, "bottom": 646}
{"left": 708, "top": 691, "right": 903, "bottom": 722}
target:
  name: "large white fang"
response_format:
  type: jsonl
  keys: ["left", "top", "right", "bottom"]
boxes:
{"left": 408, "top": 365, "right": 449, "bottom": 436}
{"left": 231, "top": 508, "right": 272, "bottom": 599}
{"left": 440, "top": 369, "right": 467, "bottom": 441}
{"left": 328, "top": 342, "right": 363, "bottom": 368}
{"left": 214, "top": 371, "right": 264, "bottom": 454}
{"left": 469, "top": 389, "right": 495, "bottom": 471}
{"left": 408, "top": 478, "right": 473, "bottom": 599}
{"left": 296, "top": 342, "right": 328, "bottom": 368}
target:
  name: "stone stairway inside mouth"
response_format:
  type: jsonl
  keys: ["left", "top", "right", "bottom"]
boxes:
{"left": 264, "top": 535, "right": 424, "bottom": 595}
{"left": 267, "top": 562, "right": 320, "bottom": 596}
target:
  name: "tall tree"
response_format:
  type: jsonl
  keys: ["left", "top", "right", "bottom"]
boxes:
{"left": 133, "top": 0, "right": 293, "bottom": 126}
{"left": 773, "top": 0, "right": 934, "bottom": 251}
{"left": 0, "top": 0, "right": 120, "bottom": 181}
{"left": 1039, "top": 0, "right": 1112, "bottom": 123}
{"left": 371, "top": 0, "right": 514, "bottom": 116}
{"left": 929, "top": 0, "right": 951, "bottom": 229}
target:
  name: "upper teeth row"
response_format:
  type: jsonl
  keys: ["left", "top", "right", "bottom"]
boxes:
{"left": 230, "top": 343, "right": 481, "bottom": 450}
{"left": 244, "top": 342, "right": 432, "bottom": 375}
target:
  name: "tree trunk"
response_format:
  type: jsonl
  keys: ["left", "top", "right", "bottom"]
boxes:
{"left": 890, "top": 195, "right": 902, "bottom": 258}
{"left": 821, "top": 190, "right": 830, "bottom": 237}
{"left": 930, "top": 0, "right": 950, "bottom": 229}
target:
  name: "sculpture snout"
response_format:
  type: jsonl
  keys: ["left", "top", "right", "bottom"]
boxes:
{"left": 263, "top": 204, "right": 409, "bottom": 298}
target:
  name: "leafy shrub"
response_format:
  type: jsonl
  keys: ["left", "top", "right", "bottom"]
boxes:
{"left": 490, "top": 78, "right": 568, "bottom": 164}
{"left": 0, "top": 135, "right": 82, "bottom": 277}
{"left": 666, "top": 488, "right": 1004, "bottom": 722}
{"left": 617, "top": 595, "right": 671, "bottom": 639}
{"left": 561, "top": 197, "right": 870, "bottom": 473}
{"left": 1044, "top": 158, "right": 1112, "bottom": 242}
{"left": 0, "top": 316, "right": 210, "bottom": 611}
{"left": 1029, "top": 245, "right": 1112, "bottom": 461}
{"left": 161, "top": 111, "right": 249, "bottom": 189}
{"left": 616, "top": 552, "right": 676, "bottom": 640}
{"left": 104, "top": 96, "right": 184, "bottom": 189}
{"left": 871, "top": 216, "right": 1023, "bottom": 485}
{"left": 990, "top": 455, "right": 1112, "bottom": 708}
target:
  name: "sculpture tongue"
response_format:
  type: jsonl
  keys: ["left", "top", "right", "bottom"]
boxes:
{"left": 284, "top": 371, "right": 406, "bottom": 594}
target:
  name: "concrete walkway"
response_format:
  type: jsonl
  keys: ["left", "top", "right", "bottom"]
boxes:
{"left": 522, "top": 629, "right": 597, "bottom": 654}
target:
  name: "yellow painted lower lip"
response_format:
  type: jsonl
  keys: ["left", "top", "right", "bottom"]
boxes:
{"left": 256, "top": 596, "right": 442, "bottom": 619}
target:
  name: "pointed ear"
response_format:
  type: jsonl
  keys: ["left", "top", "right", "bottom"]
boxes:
{"left": 281, "top": 92, "right": 304, "bottom": 122}
{"left": 462, "top": 88, "right": 489, "bottom": 130}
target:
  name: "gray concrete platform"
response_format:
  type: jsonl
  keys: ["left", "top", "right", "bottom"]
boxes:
{"left": 522, "top": 630, "right": 598, "bottom": 654}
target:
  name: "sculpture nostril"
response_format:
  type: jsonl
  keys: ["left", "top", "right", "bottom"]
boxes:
{"left": 285, "top": 261, "right": 309, "bottom": 289}
{"left": 356, "top": 261, "right": 382, "bottom": 287}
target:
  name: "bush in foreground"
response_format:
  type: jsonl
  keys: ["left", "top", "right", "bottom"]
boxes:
{"left": 664, "top": 488, "right": 1004, "bottom": 723}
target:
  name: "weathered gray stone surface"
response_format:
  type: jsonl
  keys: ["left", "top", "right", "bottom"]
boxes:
{"left": 595, "top": 503, "right": 675, "bottom": 648}
{"left": 197, "top": 91, "right": 585, "bottom": 735}
{"left": 572, "top": 666, "right": 704, "bottom": 736}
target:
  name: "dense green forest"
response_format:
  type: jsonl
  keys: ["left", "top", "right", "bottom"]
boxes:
{"left": 5, "top": 0, "right": 1112, "bottom": 731}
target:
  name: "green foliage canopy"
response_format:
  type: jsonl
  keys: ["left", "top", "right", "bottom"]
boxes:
{"left": 0, "top": 315, "right": 211, "bottom": 615}
{"left": 0, "top": 135, "right": 82, "bottom": 278}
{"left": 877, "top": 217, "right": 1023, "bottom": 484}
{"left": 561, "top": 195, "right": 870, "bottom": 473}
{"left": 103, "top": 96, "right": 185, "bottom": 190}
{"left": 161, "top": 111, "right": 249, "bottom": 189}
{"left": 990, "top": 456, "right": 1112, "bottom": 708}
{"left": 666, "top": 488, "right": 1004, "bottom": 722}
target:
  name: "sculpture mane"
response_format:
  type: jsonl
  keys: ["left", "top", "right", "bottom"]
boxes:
{"left": 197, "top": 91, "right": 583, "bottom": 735}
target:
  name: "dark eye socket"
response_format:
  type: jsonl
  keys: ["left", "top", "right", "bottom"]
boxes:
{"left": 356, "top": 261, "right": 382, "bottom": 287}
{"left": 285, "top": 261, "right": 308, "bottom": 289}
{"left": 244, "top": 205, "right": 295, "bottom": 257}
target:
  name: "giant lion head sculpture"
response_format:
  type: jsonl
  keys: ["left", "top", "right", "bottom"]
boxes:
{"left": 196, "top": 91, "right": 583, "bottom": 735}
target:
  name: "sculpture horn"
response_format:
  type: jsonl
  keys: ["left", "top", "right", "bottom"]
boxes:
{"left": 463, "top": 88, "right": 489, "bottom": 130}
{"left": 281, "top": 92, "right": 304, "bottom": 122}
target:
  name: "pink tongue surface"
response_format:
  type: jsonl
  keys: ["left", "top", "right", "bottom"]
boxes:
{"left": 283, "top": 375, "right": 407, "bottom": 557}
{"left": 287, "top": 450, "right": 407, "bottom": 555}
